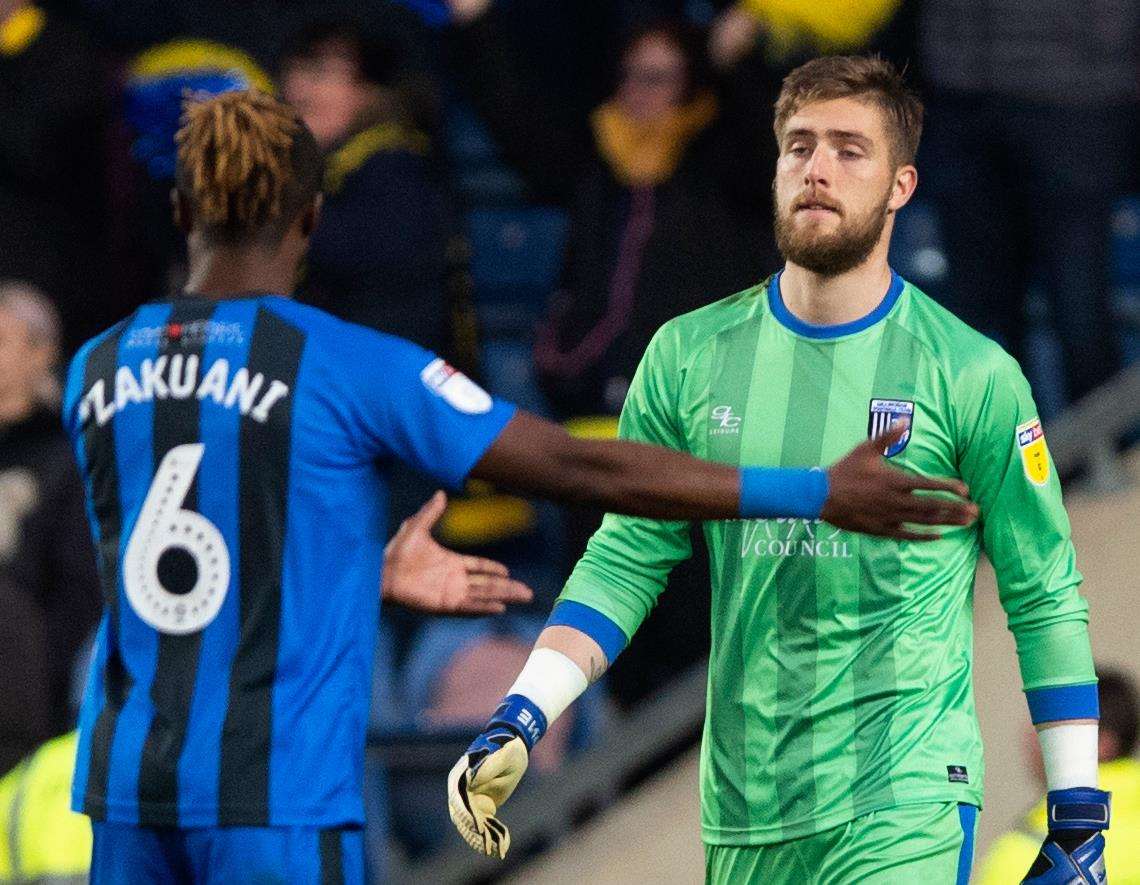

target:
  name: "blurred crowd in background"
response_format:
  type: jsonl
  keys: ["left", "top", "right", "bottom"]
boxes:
{"left": 0, "top": 0, "right": 1138, "bottom": 873}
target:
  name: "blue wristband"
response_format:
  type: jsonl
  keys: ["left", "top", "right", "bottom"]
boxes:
{"left": 487, "top": 693, "right": 548, "bottom": 752}
{"left": 739, "top": 466, "right": 829, "bottom": 519}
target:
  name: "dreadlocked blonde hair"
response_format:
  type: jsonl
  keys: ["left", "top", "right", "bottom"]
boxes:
{"left": 175, "top": 89, "right": 322, "bottom": 242}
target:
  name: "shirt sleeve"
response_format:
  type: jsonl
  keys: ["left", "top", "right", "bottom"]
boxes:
{"left": 954, "top": 348, "right": 1097, "bottom": 716}
{"left": 322, "top": 319, "right": 516, "bottom": 489}
{"left": 557, "top": 323, "right": 694, "bottom": 644}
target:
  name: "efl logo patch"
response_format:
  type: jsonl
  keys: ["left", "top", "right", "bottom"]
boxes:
{"left": 868, "top": 399, "right": 914, "bottom": 458}
{"left": 420, "top": 358, "right": 493, "bottom": 415}
{"left": 1016, "top": 417, "right": 1050, "bottom": 486}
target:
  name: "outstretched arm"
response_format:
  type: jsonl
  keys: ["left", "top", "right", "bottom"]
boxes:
{"left": 472, "top": 412, "right": 976, "bottom": 538}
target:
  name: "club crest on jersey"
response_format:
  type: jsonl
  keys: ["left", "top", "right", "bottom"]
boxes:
{"left": 1016, "top": 417, "right": 1050, "bottom": 486}
{"left": 868, "top": 399, "right": 914, "bottom": 457}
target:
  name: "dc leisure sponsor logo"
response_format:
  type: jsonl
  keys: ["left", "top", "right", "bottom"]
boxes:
{"left": 710, "top": 405, "right": 741, "bottom": 435}
{"left": 868, "top": 398, "right": 914, "bottom": 457}
{"left": 1015, "top": 417, "right": 1050, "bottom": 486}
{"left": 420, "top": 358, "right": 493, "bottom": 415}
{"left": 740, "top": 518, "right": 852, "bottom": 559}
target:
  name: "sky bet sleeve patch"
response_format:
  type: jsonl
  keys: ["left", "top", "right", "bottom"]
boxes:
{"left": 1016, "top": 417, "right": 1050, "bottom": 486}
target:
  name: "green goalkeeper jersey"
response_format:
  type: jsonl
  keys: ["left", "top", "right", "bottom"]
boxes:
{"left": 559, "top": 270, "right": 1095, "bottom": 845}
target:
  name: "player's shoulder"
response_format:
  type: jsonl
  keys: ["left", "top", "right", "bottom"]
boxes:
{"left": 896, "top": 280, "right": 1024, "bottom": 383}
{"left": 261, "top": 297, "right": 428, "bottom": 362}
{"left": 68, "top": 315, "right": 132, "bottom": 368}
{"left": 651, "top": 279, "right": 767, "bottom": 365}
{"left": 64, "top": 315, "right": 135, "bottom": 395}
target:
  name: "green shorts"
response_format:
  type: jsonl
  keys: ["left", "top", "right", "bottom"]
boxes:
{"left": 705, "top": 803, "right": 978, "bottom": 885}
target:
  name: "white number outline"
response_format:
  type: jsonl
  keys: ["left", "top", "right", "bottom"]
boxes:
{"left": 123, "top": 443, "right": 231, "bottom": 635}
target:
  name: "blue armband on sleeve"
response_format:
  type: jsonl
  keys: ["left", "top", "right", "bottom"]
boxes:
{"left": 739, "top": 466, "right": 829, "bottom": 520}
{"left": 545, "top": 601, "right": 628, "bottom": 665}
{"left": 1025, "top": 683, "right": 1100, "bottom": 725}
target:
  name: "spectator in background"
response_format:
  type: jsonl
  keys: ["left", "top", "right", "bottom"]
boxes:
{"left": 0, "top": 0, "right": 112, "bottom": 351}
{"left": 919, "top": 0, "right": 1139, "bottom": 406}
{"left": 280, "top": 18, "right": 464, "bottom": 362}
{"left": 447, "top": 1, "right": 777, "bottom": 419}
{"left": 977, "top": 668, "right": 1140, "bottom": 882}
{"left": 0, "top": 283, "right": 101, "bottom": 773}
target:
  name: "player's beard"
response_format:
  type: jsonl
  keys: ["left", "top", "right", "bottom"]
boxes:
{"left": 773, "top": 183, "right": 893, "bottom": 277}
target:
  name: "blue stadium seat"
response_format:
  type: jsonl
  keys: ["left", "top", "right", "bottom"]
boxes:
{"left": 444, "top": 101, "right": 527, "bottom": 204}
{"left": 1111, "top": 196, "right": 1140, "bottom": 367}
{"left": 445, "top": 100, "right": 499, "bottom": 168}
{"left": 1112, "top": 196, "right": 1140, "bottom": 286}
{"left": 465, "top": 206, "right": 569, "bottom": 335}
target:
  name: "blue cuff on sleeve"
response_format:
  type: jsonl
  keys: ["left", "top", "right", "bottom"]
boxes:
{"left": 545, "top": 600, "right": 628, "bottom": 665}
{"left": 1025, "top": 683, "right": 1100, "bottom": 724}
{"left": 739, "top": 466, "right": 829, "bottom": 520}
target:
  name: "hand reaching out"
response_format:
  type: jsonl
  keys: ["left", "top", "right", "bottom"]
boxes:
{"left": 382, "top": 491, "right": 534, "bottom": 615}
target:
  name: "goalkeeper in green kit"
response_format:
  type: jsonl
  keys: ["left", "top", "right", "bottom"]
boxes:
{"left": 448, "top": 56, "right": 1108, "bottom": 884}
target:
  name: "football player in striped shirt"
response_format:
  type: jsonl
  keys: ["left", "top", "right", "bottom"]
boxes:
{"left": 450, "top": 57, "right": 1109, "bottom": 884}
{"left": 65, "top": 90, "right": 973, "bottom": 884}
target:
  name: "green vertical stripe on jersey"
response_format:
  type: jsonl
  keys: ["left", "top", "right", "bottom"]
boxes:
{"left": 703, "top": 315, "right": 764, "bottom": 833}
{"left": 773, "top": 338, "right": 834, "bottom": 830}
{"left": 850, "top": 319, "right": 921, "bottom": 815}
{"left": 817, "top": 330, "right": 885, "bottom": 826}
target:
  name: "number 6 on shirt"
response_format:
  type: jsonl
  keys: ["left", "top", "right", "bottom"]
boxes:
{"left": 123, "top": 443, "right": 231, "bottom": 635}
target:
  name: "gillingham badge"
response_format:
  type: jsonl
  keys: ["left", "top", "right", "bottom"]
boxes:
{"left": 868, "top": 399, "right": 915, "bottom": 458}
{"left": 1016, "top": 417, "right": 1050, "bottom": 486}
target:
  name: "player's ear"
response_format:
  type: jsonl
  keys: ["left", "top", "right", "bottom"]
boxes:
{"left": 299, "top": 194, "right": 323, "bottom": 239}
{"left": 171, "top": 188, "right": 194, "bottom": 235}
{"left": 886, "top": 165, "right": 918, "bottom": 214}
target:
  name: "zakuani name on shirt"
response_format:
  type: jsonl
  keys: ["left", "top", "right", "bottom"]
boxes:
{"left": 78, "top": 355, "right": 290, "bottom": 427}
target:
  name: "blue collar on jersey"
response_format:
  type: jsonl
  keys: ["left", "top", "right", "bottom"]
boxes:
{"left": 767, "top": 268, "right": 904, "bottom": 339}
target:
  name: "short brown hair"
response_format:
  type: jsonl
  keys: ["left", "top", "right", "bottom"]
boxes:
{"left": 774, "top": 55, "right": 924, "bottom": 166}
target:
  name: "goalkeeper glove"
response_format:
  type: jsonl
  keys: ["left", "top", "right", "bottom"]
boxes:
{"left": 1022, "top": 787, "right": 1110, "bottom": 884}
{"left": 447, "top": 694, "right": 543, "bottom": 859}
